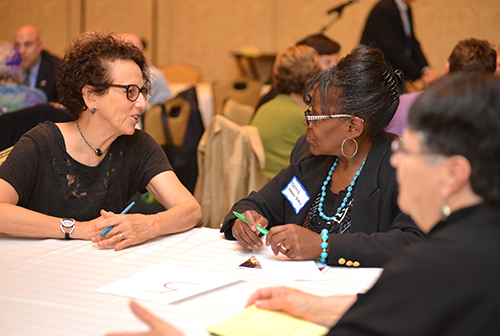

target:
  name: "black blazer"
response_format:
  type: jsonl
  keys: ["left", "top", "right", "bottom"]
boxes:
{"left": 221, "top": 134, "right": 423, "bottom": 267}
{"left": 360, "top": 0, "right": 429, "bottom": 81}
{"left": 36, "top": 50, "right": 61, "bottom": 103}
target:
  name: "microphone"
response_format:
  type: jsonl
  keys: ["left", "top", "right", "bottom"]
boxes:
{"left": 326, "top": 0, "right": 359, "bottom": 15}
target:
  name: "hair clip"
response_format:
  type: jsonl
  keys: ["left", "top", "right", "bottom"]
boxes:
{"left": 393, "top": 69, "right": 404, "bottom": 85}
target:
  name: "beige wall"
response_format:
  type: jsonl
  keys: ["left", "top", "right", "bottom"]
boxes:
{"left": 1, "top": 0, "right": 499, "bottom": 82}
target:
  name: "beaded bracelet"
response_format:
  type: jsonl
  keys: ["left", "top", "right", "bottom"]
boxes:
{"left": 320, "top": 229, "right": 329, "bottom": 264}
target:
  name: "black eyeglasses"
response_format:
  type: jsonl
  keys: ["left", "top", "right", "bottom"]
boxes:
{"left": 304, "top": 106, "right": 363, "bottom": 127}
{"left": 108, "top": 84, "right": 149, "bottom": 102}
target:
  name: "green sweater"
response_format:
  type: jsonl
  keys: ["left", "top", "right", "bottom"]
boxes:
{"left": 250, "top": 94, "right": 305, "bottom": 179}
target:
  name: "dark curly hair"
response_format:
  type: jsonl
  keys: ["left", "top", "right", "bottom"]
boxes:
{"left": 272, "top": 45, "right": 322, "bottom": 95}
{"left": 303, "top": 45, "right": 401, "bottom": 141}
{"left": 56, "top": 32, "right": 151, "bottom": 117}
{"left": 408, "top": 73, "right": 500, "bottom": 204}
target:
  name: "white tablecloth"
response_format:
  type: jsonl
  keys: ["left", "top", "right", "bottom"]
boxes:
{"left": 0, "top": 228, "right": 382, "bottom": 336}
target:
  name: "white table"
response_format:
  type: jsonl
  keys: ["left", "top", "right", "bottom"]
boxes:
{"left": 0, "top": 228, "right": 382, "bottom": 336}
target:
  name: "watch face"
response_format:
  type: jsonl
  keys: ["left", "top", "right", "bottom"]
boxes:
{"left": 61, "top": 220, "right": 74, "bottom": 228}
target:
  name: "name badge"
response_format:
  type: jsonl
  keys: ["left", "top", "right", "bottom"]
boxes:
{"left": 281, "top": 176, "right": 310, "bottom": 214}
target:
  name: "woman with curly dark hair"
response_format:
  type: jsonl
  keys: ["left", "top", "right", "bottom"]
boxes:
{"left": 0, "top": 32, "right": 202, "bottom": 250}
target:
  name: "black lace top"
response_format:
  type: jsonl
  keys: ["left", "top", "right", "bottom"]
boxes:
{"left": 303, "top": 185, "right": 354, "bottom": 235}
{"left": 0, "top": 122, "right": 171, "bottom": 220}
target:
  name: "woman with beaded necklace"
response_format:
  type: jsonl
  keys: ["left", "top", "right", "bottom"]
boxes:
{"left": 0, "top": 32, "right": 202, "bottom": 249}
{"left": 221, "top": 45, "right": 423, "bottom": 267}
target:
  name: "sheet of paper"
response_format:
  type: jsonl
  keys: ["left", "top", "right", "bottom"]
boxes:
{"left": 96, "top": 260, "right": 240, "bottom": 304}
{"left": 252, "top": 245, "right": 325, "bottom": 282}
{"left": 207, "top": 304, "right": 329, "bottom": 336}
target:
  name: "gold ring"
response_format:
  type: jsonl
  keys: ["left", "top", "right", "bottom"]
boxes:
{"left": 279, "top": 244, "right": 288, "bottom": 253}
{"left": 119, "top": 232, "right": 125, "bottom": 241}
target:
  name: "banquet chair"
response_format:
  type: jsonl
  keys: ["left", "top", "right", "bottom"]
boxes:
{"left": 212, "top": 77, "right": 263, "bottom": 115}
{"left": 195, "top": 115, "right": 267, "bottom": 228}
{"left": 143, "top": 92, "right": 203, "bottom": 194}
{"left": 143, "top": 97, "right": 191, "bottom": 147}
{"left": 0, "top": 103, "right": 76, "bottom": 151}
{"left": 161, "top": 63, "right": 200, "bottom": 84}
{"left": 221, "top": 99, "right": 255, "bottom": 126}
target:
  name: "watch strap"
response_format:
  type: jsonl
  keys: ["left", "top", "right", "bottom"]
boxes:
{"left": 60, "top": 218, "right": 76, "bottom": 240}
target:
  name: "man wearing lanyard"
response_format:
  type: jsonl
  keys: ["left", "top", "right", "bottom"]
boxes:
{"left": 13, "top": 25, "right": 61, "bottom": 103}
{"left": 360, "top": 0, "right": 437, "bottom": 89}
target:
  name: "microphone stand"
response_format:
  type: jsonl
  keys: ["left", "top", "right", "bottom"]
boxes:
{"left": 319, "top": 0, "right": 358, "bottom": 34}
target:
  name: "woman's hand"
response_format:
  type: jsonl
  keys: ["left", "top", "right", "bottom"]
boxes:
{"left": 232, "top": 210, "right": 269, "bottom": 249}
{"left": 266, "top": 224, "right": 323, "bottom": 259}
{"left": 106, "top": 301, "right": 184, "bottom": 336}
{"left": 246, "top": 287, "right": 357, "bottom": 328}
{"left": 90, "top": 210, "right": 156, "bottom": 251}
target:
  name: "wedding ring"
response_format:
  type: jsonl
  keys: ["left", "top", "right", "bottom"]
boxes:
{"left": 119, "top": 232, "right": 125, "bottom": 241}
{"left": 278, "top": 243, "right": 288, "bottom": 253}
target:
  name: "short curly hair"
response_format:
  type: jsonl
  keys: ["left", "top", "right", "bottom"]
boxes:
{"left": 56, "top": 32, "right": 151, "bottom": 117}
{"left": 448, "top": 38, "right": 497, "bottom": 74}
{"left": 272, "top": 45, "right": 322, "bottom": 95}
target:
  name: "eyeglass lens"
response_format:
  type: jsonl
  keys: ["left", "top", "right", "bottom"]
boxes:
{"left": 126, "top": 85, "right": 148, "bottom": 101}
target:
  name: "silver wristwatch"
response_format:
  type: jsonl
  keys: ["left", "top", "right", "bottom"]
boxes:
{"left": 60, "top": 218, "right": 76, "bottom": 240}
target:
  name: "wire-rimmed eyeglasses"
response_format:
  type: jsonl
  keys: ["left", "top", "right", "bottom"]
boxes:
{"left": 108, "top": 84, "right": 149, "bottom": 102}
{"left": 304, "top": 107, "right": 364, "bottom": 127}
{"left": 391, "top": 138, "right": 443, "bottom": 159}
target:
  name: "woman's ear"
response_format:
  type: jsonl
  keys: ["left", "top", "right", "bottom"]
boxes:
{"left": 440, "top": 155, "right": 472, "bottom": 200}
{"left": 443, "top": 62, "right": 450, "bottom": 76}
{"left": 81, "top": 85, "right": 97, "bottom": 110}
{"left": 346, "top": 117, "right": 364, "bottom": 139}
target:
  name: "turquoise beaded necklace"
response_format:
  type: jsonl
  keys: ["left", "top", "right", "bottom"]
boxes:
{"left": 318, "top": 158, "right": 365, "bottom": 222}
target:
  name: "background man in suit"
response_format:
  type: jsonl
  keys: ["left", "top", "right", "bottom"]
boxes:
{"left": 360, "top": 0, "right": 437, "bottom": 88}
{"left": 13, "top": 25, "right": 60, "bottom": 103}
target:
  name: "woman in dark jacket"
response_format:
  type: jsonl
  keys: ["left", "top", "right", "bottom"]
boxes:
{"left": 221, "top": 45, "right": 423, "bottom": 267}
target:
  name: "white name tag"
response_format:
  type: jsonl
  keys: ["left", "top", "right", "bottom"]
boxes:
{"left": 281, "top": 176, "right": 310, "bottom": 214}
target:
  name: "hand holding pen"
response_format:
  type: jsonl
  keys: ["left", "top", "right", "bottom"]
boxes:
{"left": 91, "top": 201, "right": 136, "bottom": 251}
{"left": 101, "top": 201, "right": 135, "bottom": 236}
{"left": 231, "top": 210, "right": 269, "bottom": 250}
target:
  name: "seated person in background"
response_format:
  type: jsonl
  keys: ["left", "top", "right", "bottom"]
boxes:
{"left": 109, "top": 73, "right": 500, "bottom": 336}
{"left": 0, "top": 41, "right": 47, "bottom": 115}
{"left": 0, "top": 32, "right": 202, "bottom": 250}
{"left": 223, "top": 45, "right": 423, "bottom": 268}
{"left": 296, "top": 33, "right": 341, "bottom": 69}
{"left": 250, "top": 45, "right": 322, "bottom": 180}
{"left": 256, "top": 33, "right": 340, "bottom": 108}
{"left": 387, "top": 37, "right": 497, "bottom": 136}
{"left": 13, "top": 25, "right": 61, "bottom": 103}
{"left": 115, "top": 33, "right": 173, "bottom": 107}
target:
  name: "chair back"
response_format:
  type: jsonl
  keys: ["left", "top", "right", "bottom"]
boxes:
{"left": 143, "top": 97, "right": 191, "bottom": 147}
{"left": 212, "top": 77, "right": 263, "bottom": 115}
{"left": 0, "top": 146, "right": 13, "bottom": 165}
{"left": 221, "top": 99, "right": 255, "bottom": 126}
{"left": 0, "top": 104, "right": 76, "bottom": 151}
{"left": 161, "top": 63, "right": 200, "bottom": 84}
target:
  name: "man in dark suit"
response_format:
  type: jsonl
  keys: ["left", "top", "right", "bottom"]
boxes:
{"left": 360, "top": 0, "right": 437, "bottom": 85}
{"left": 13, "top": 25, "right": 61, "bottom": 103}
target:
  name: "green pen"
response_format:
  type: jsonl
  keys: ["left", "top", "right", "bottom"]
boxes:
{"left": 233, "top": 211, "right": 269, "bottom": 235}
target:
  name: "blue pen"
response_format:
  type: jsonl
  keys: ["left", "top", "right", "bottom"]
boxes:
{"left": 100, "top": 201, "right": 135, "bottom": 236}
